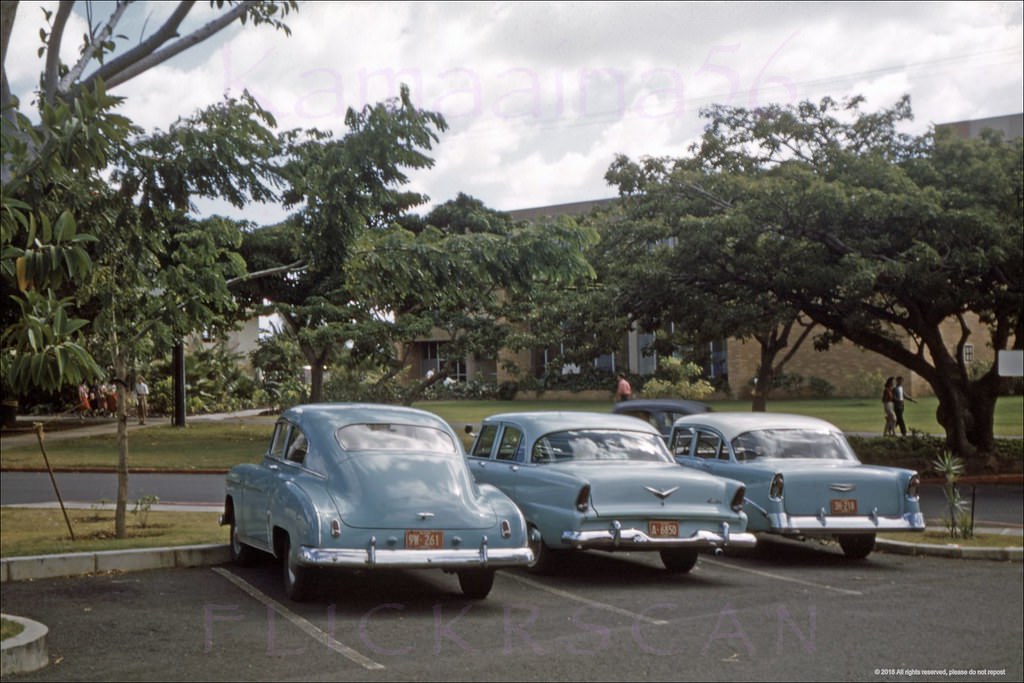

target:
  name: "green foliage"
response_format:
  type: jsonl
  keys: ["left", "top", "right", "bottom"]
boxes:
{"left": 932, "top": 450, "right": 973, "bottom": 539}
{"left": 640, "top": 357, "right": 714, "bottom": 399}
{"left": 132, "top": 495, "right": 160, "bottom": 529}
{"left": 601, "top": 95, "right": 1022, "bottom": 457}
{"left": 1, "top": 290, "right": 104, "bottom": 391}
{"left": 846, "top": 370, "right": 887, "bottom": 399}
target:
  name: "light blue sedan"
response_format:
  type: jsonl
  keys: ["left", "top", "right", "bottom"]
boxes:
{"left": 668, "top": 413, "right": 925, "bottom": 558}
{"left": 466, "top": 411, "right": 755, "bottom": 574}
{"left": 222, "top": 403, "right": 533, "bottom": 601}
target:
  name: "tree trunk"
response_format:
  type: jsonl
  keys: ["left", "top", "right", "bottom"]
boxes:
{"left": 932, "top": 368, "right": 1000, "bottom": 459}
{"left": 114, "top": 354, "right": 130, "bottom": 538}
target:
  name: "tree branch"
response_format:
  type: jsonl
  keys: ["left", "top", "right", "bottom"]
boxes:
{"left": 85, "top": 1, "right": 257, "bottom": 92}
{"left": 225, "top": 259, "right": 306, "bottom": 287}
{"left": 80, "top": 0, "right": 196, "bottom": 91}
{"left": 43, "top": 1, "right": 74, "bottom": 104}
{"left": 60, "top": 0, "right": 132, "bottom": 91}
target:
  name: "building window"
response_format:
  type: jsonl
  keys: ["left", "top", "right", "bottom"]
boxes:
{"left": 423, "top": 342, "right": 467, "bottom": 381}
{"left": 962, "top": 343, "right": 975, "bottom": 364}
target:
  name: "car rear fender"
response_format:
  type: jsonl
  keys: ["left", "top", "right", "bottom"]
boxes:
{"left": 268, "top": 479, "right": 328, "bottom": 555}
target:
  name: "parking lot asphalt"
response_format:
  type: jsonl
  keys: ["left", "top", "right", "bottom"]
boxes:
{"left": 2, "top": 412, "right": 1021, "bottom": 676}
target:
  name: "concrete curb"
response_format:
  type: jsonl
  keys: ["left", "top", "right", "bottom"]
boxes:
{"left": 1, "top": 614, "right": 48, "bottom": 676}
{"left": 874, "top": 538, "right": 1023, "bottom": 561}
{"left": 0, "top": 544, "right": 230, "bottom": 584}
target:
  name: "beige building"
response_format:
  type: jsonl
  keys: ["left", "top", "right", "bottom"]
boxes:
{"left": 415, "top": 113, "right": 1021, "bottom": 399}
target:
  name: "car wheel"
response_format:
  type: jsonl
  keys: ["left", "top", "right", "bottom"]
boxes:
{"left": 229, "top": 520, "right": 258, "bottom": 566}
{"left": 837, "top": 533, "right": 876, "bottom": 559}
{"left": 281, "top": 536, "right": 313, "bottom": 601}
{"left": 660, "top": 549, "right": 699, "bottom": 573}
{"left": 457, "top": 569, "right": 495, "bottom": 599}
{"left": 528, "top": 525, "right": 559, "bottom": 575}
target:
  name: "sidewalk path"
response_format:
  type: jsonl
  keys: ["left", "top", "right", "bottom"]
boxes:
{"left": 0, "top": 410, "right": 270, "bottom": 450}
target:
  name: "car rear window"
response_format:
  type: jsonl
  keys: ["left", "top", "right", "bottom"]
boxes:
{"left": 731, "top": 429, "right": 858, "bottom": 461}
{"left": 335, "top": 423, "right": 458, "bottom": 454}
{"left": 531, "top": 429, "right": 671, "bottom": 463}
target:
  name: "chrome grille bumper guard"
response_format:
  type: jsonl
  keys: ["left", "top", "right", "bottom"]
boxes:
{"left": 298, "top": 535, "right": 534, "bottom": 569}
{"left": 562, "top": 521, "right": 756, "bottom": 550}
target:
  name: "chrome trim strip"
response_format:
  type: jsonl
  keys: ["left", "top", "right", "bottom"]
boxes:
{"left": 298, "top": 545, "right": 533, "bottom": 569}
{"left": 561, "top": 528, "right": 757, "bottom": 550}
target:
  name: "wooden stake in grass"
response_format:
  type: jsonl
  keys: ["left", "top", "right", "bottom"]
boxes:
{"left": 34, "top": 422, "right": 75, "bottom": 540}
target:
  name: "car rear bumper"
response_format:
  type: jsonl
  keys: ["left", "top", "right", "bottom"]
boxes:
{"left": 768, "top": 511, "right": 926, "bottom": 535}
{"left": 298, "top": 539, "right": 534, "bottom": 569}
{"left": 561, "top": 522, "right": 757, "bottom": 550}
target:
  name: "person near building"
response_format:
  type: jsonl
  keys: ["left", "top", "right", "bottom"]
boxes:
{"left": 615, "top": 372, "right": 632, "bottom": 402}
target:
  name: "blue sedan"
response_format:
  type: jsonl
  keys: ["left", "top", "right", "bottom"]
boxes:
{"left": 466, "top": 411, "right": 755, "bottom": 574}
{"left": 222, "top": 403, "right": 533, "bottom": 601}
{"left": 669, "top": 412, "right": 925, "bottom": 558}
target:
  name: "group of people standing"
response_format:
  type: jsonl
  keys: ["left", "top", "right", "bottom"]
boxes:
{"left": 74, "top": 376, "right": 149, "bottom": 425}
{"left": 882, "top": 375, "right": 915, "bottom": 436}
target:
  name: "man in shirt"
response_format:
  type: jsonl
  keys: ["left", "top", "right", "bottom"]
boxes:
{"left": 893, "top": 376, "right": 915, "bottom": 436}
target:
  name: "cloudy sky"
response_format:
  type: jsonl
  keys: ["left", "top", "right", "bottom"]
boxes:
{"left": 7, "top": 1, "right": 1023, "bottom": 224}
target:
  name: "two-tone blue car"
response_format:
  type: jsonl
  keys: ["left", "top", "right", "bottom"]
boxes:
{"left": 669, "top": 412, "right": 925, "bottom": 558}
{"left": 222, "top": 403, "right": 533, "bottom": 601}
{"left": 466, "top": 411, "right": 756, "bottom": 574}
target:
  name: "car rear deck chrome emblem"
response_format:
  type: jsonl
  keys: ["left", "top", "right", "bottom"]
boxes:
{"left": 643, "top": 486, "right": 680, "bottom": 500}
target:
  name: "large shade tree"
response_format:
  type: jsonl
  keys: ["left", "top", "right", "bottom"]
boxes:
{"left": 238, "top": 85, "right": 448, "bottom": 402}
{"left": 347, "top": 193, "right": 598, "bottom": 404}
{"left": 605, "top": 95, "right": 1022, "bottom": 458}
{"left": 602, "top": 156, "right": 818, "bottom": 409}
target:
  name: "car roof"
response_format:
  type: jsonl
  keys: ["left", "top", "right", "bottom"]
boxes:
{"left": 283, "top": 403, "right": 452, "bottom": 432}
{"left": 612, "top": 399, "right": 712, "bottom": 413}
{"left": 482, "top": 411, "right": 663, "bottom": 438}
{"left": 671, "top": 412, "right": 842, "bottom": 440}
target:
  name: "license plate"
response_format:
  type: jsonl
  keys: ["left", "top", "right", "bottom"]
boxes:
{"left": 831, "top": 499, "right": 858, "bottom": 515}
{"left": 405, "top": 530, "right": 444, "bottom": 549}
{"left": 649, "top": 520, "right": 679, "bottom": 538}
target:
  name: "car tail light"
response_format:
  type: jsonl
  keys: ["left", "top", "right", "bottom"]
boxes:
{"left": 500, "top": 519, "right": 512, "bottom": 538}
{"left": 575, "top": 485, "right": 591, "bottom": 513}
{"left": 731, "top": 486, "right": 746, "bottom": 512}
{"left": 769, "top": 473, "right": 784, "bottom": 500}
{"left": 330, "top": 519, "right": 341, "bottom": 538}
{"left": 906, "top": 474, "right": 920, "bottom": 499}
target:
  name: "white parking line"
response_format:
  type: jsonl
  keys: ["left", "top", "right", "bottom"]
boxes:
{"left": 699, "top": 557, "right": 864, "bottom": 596}
{"left": 212, "top": 567, "right": 385, "bottom": 671}
{"left": 503, "top": 572, "right": 670, "bottom": 625}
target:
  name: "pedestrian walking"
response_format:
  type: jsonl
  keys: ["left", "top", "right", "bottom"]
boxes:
{"left": 893, "top": 376, "right": 916, "bottom": 436}
{"left": 882, "top": 377, "right": 896, "bottom": 436}
{"left": 615, "top": 372, "right": 632, "bottom": 402}
{"left": 135, "top": 376, "right": 150, "bottom": 425}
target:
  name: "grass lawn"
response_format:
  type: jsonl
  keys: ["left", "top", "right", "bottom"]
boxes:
{"left": 1, "top": 396, "right": 1020, "bottom": 472}
{"left": 0, "top": 507, "right": 226, "bottom": 557}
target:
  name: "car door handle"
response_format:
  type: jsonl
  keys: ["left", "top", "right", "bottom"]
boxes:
{"left": 509, "top": 465, "right": 519, "bottom": 472}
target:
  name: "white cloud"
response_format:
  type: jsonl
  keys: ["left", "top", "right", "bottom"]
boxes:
{"left": 6, "top": 0, "right": 1022, "bottom": 221}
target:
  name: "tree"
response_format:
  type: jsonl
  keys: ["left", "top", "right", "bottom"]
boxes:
{"left": 606, "top": 95, "right": 1023, "bottom": 457}
{"left": 2, "top": 1, "right": 297, "bottom": 398}
{"left": 602, "top": 155, "right": 818, "bottom": 409}
{"left": 3, "top": 2, "right": 297, "bottom": 537}
{"left": 239, "top": 85, "right": 448, "bottom": 402}
{"left": 346, "top": 193, "right": 598, "bottom": 404}
{"left": 86, "top": 94, "right": 284, "bottom": 537}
